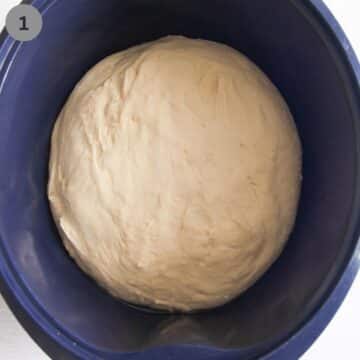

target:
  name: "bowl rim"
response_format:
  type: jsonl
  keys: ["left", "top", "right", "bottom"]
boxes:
{"left": 0, "top": 0, "right": 360, "bottom": 359}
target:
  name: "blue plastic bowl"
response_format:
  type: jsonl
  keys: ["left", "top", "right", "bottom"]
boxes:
{"left": 1, "top": 0, "right": 360, "bottom": 359}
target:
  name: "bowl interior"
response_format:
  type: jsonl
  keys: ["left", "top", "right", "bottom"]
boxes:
{"left": 0, "top": 0, "right": 358, "bottom": 358}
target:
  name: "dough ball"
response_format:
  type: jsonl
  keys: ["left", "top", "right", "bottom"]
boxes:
{"left": 48, "top": 36, "right": 301, "bottom": 312}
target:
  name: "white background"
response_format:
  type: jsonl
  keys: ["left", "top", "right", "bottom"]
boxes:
{"left": 0, "top": 1, "right": 359, "bottom": 359}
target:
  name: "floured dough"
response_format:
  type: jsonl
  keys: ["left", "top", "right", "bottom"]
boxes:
{"left": 48, "top": 36, "right": 301, "bottom": 312}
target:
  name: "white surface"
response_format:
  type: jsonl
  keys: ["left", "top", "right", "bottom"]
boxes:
{"left": 0, "top": 1, "right": 359, "bottom": 359}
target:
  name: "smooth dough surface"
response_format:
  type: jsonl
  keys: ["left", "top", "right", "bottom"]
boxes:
{"left": 48, "top": 36, "right": 301, "bottom": 312}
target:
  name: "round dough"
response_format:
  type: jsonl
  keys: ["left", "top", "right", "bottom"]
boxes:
{"left": 48, "top": 36, "right": 301, "bottom": 312}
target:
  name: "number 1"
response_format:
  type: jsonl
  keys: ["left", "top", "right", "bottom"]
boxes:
{"left": 19, "top": 16, "right": 29, "bottom": 31}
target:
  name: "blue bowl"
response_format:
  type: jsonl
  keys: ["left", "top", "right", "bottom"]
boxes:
{"left": 1, "top": 0, "right": 360, "bottom": 359}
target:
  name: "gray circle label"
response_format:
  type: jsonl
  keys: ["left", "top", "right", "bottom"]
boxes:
{"left": 5, "top": 5, "right": 43, "bottom": 42}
